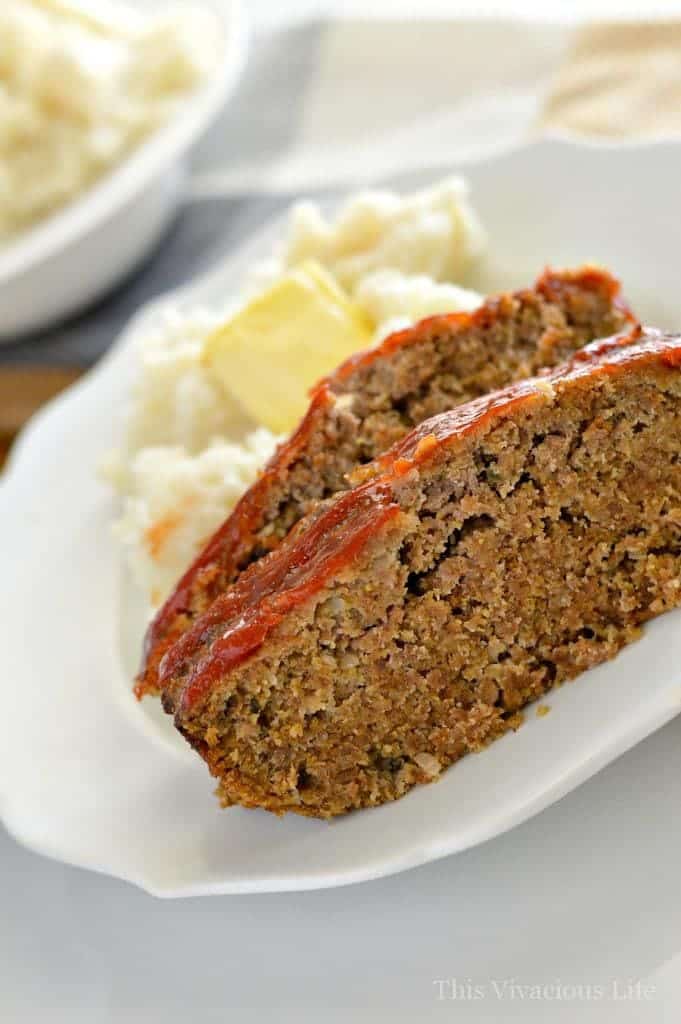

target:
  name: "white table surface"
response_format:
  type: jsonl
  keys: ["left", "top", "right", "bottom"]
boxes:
{"left": 4, "top": 714, "right": 681, "bottom": 1021}
{"left": 4, "top": 3, "right": 681, "bottom": 1020}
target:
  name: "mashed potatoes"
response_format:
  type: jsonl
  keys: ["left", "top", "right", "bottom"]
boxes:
{"left": 356, "top": 269, "right": 481, "bottom": 341}
{"left": 0, "top": 0, "right": 219, "bottom": 242}
{"left": 268, "top": 177, "right": 485, "bottom": 290}
{"left": 111, "top": 431, "right": 278, "bottom": 606}
{"left": 101, "top": 302, "right": 277, "bottom": 607}
{"left": 105, "top": 178, "right": 486, "bottom": 607}
{"left": 105, "top": 304, "right": 250, "bottom": 481}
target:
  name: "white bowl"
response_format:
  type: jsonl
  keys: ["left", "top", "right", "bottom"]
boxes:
{"left": 0, "top": 0, "right": 247, "bottom": 341}
{"left": 2, "top": 139, "right": 681, "bottom": 897}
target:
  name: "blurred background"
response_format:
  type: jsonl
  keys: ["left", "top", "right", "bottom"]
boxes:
{"left": 3, "top": 0, "right": 681, "bottom": 462}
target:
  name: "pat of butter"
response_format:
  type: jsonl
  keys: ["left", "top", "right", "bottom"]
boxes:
{"left": 204, "top": 262, "right": 373, "bottom": 434}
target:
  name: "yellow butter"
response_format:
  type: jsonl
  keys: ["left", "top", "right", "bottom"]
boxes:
{"left": 204, "top": 262, "right": 373, "bottom": 434}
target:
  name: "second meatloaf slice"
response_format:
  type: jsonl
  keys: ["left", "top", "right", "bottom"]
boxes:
{"left": 137, "top": 266, "right": 634, "bottom": 697}
{"left": 159, "top": 328, "right": 681, "bottom": 817}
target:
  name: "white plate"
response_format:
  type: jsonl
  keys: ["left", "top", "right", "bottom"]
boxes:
{"left": 0, "top": 0, "right": 247, "bottom": 339}
{"left": 2, "top": 138, "right": 681, "bottom": 898}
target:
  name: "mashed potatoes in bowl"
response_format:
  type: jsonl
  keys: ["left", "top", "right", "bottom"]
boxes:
{"left": 0, "top": 0, "right": 244, "bottom": 338}
{"left": 0, "top": 0, "right": 221, "bottom": 243}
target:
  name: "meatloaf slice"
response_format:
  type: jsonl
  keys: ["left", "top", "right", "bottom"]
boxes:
{"left": 159, "top": 327, "right": 681, "bottom": 817}
{"left": 137, "top": 266, "right": 634, "bottom": 698}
